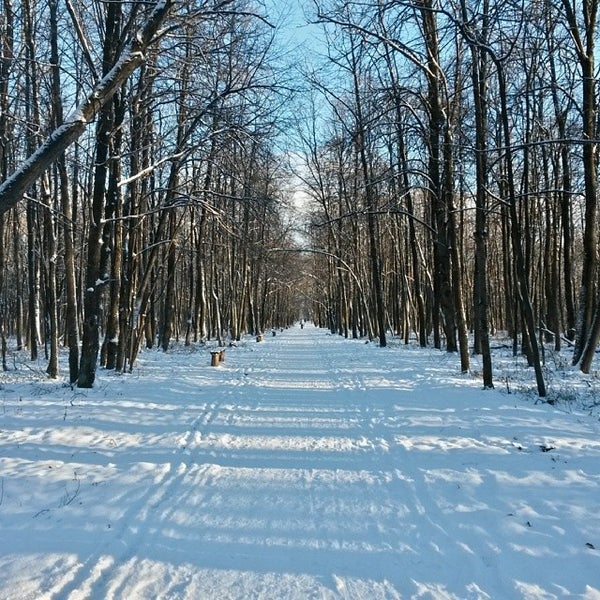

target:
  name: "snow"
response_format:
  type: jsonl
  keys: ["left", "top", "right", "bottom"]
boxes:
{"left": 1, "top": 324, "right": 599, "bottom": 599}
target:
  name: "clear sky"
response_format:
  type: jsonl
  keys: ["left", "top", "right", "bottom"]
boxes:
{"left": 265, "top": 0, "right": 325, "bottom": 57}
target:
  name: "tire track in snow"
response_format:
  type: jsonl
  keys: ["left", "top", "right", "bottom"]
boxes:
{"left": 57, "top": 459, "right": 213, "bottom": 600}
{"left": 50, "top": 378, "right": 227, "bottom": 599}
{"left": 25, "top": 327, "right": 599, "bottom": 599}
{"left": 232, "top": 332, "right": 420, "bottom": 588}
{"left": 93, "top": 393, "right": 229, "bottom": 598}
{"left": 303, "top": 334, "right": 505, "bottom": 596}
{"left": 50, "top": 460, "right": 175, "bottom": 599}
{"left": 177, "top": 400, "right": 220, "bottom": 457}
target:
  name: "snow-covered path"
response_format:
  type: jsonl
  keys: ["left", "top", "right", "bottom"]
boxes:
{"left": 1, "top": 325, "right": 599, "bottom": 599}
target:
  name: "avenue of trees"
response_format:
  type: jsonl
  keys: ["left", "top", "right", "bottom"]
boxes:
{"left": 0, "top": 0, "right": 302, "bottom": 387}
{"left": 301, "top": 0, "right": 600, "bottom": 396}
{"left": 1, "top": 0, "right": 600, "bottom": 396}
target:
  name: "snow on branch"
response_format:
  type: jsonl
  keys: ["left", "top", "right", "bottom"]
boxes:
{"left": 0, "top": 0, "right": 175, "bottom": 216}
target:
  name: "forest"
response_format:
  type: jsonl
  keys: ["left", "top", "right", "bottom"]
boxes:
{"left": 0, "top": 0, "right": 599, "bottom": 397}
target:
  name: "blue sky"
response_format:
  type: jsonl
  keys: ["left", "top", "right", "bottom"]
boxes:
{"left": 266, "top": 0, "right": 325, "bottom": 55}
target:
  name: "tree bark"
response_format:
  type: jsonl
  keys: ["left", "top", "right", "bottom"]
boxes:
{"left": 49, "top": 0, "right": 79, "bottom": 382}
{"left": 419, "top": 0, "right": 457, "bottom": 353}
{"left": 461, "top": 0, "right": 493, "bottom": 387}
{"left": 560, "top": 0, "right": 600, "bottom": 369}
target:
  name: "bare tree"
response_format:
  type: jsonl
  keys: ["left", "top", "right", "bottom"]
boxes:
{"left": 560, "top": 0, "right": 600, "bottom": 373}
{"left": 459, "top": 0, "right": 493, "bottom": 387}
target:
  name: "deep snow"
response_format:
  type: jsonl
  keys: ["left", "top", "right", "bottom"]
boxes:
{"left": 1, "top": 325, "right": 599, "bottom": 599}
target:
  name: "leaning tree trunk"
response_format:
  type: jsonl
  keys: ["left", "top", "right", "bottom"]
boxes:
{"left": 0, "top": 0, "right": 175, "bottom": 217}
{"left": 127, "top": 208, "right": 170, "bottom": 368}
{"left": 497, "top": 66, "right": 546, "bottom": 397}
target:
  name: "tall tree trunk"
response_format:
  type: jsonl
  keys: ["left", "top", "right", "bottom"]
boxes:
{"left": 128, "top": 208, "right": 170, "bottom": 367}
{"left": 23, "top": 0, "right": 40, "bottom": 361}
{"left": 461, "top": 0, "right": 493, "bottom": 387}
{"left": 350, "top": 39, "right": 386, "bottom": 347}
{"left": 545, "top": 49, "right": 574, "bottom": 342}
{"left": 0, "top": 0, "right": 13, "bottom": 369}
{"left": 41, "top": 175, "right": 59, "bottom": 378}
{"left": 160, "top": 212, "right": 178, "bottom": 351}
{"left": 158, "top": 38, "right": 191, "bottom": 352}
{"left": 497, "top": 66, "right": 546, "bottom": 397}
{"left": 102, "top": 90, "right": 125, "bottom": 369}
{"left": 118, "top": 65, "right": 153, "bottom": 372}
{"left": 383, "top": 44, "right": 427, "bottom": 347}
{"left": 0, "top": 212, "right": 4, "bottom": 371}
{"left": 560, "top": 0, "right": 600, "bottom": 370}
{"left": 49, "top": 0, "right": 79, "bottom": 382}
{"left": 558, "top": 0, "right": 598, "bottom": 365}
{"left": 444, "top": 44, "right": 469, "bottom": 371}
{"left": 419, "top": 0, "right": 457, "bottom": 353}
{"left": 11, "top": 214, "right": 23, "bottom": 350}
{"left": 79, "top": 0, "right": 123, "bottom": 387}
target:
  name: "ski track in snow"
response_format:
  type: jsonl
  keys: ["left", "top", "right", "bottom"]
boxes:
{"left": 1, "top": 325, "right": 599, "bottom": 599}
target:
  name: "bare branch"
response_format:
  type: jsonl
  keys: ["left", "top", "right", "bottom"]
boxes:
{"left": 0, "top": 0, "right": 175, "bottom": 216}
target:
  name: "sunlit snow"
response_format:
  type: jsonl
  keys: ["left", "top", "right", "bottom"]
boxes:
{"left": 1, "top": 324, "right": 599, "bottom": 599}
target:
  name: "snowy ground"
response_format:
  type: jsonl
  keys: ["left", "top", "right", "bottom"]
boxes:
{"left": 1, "top": 324, "right": 599, "bottom": 599}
